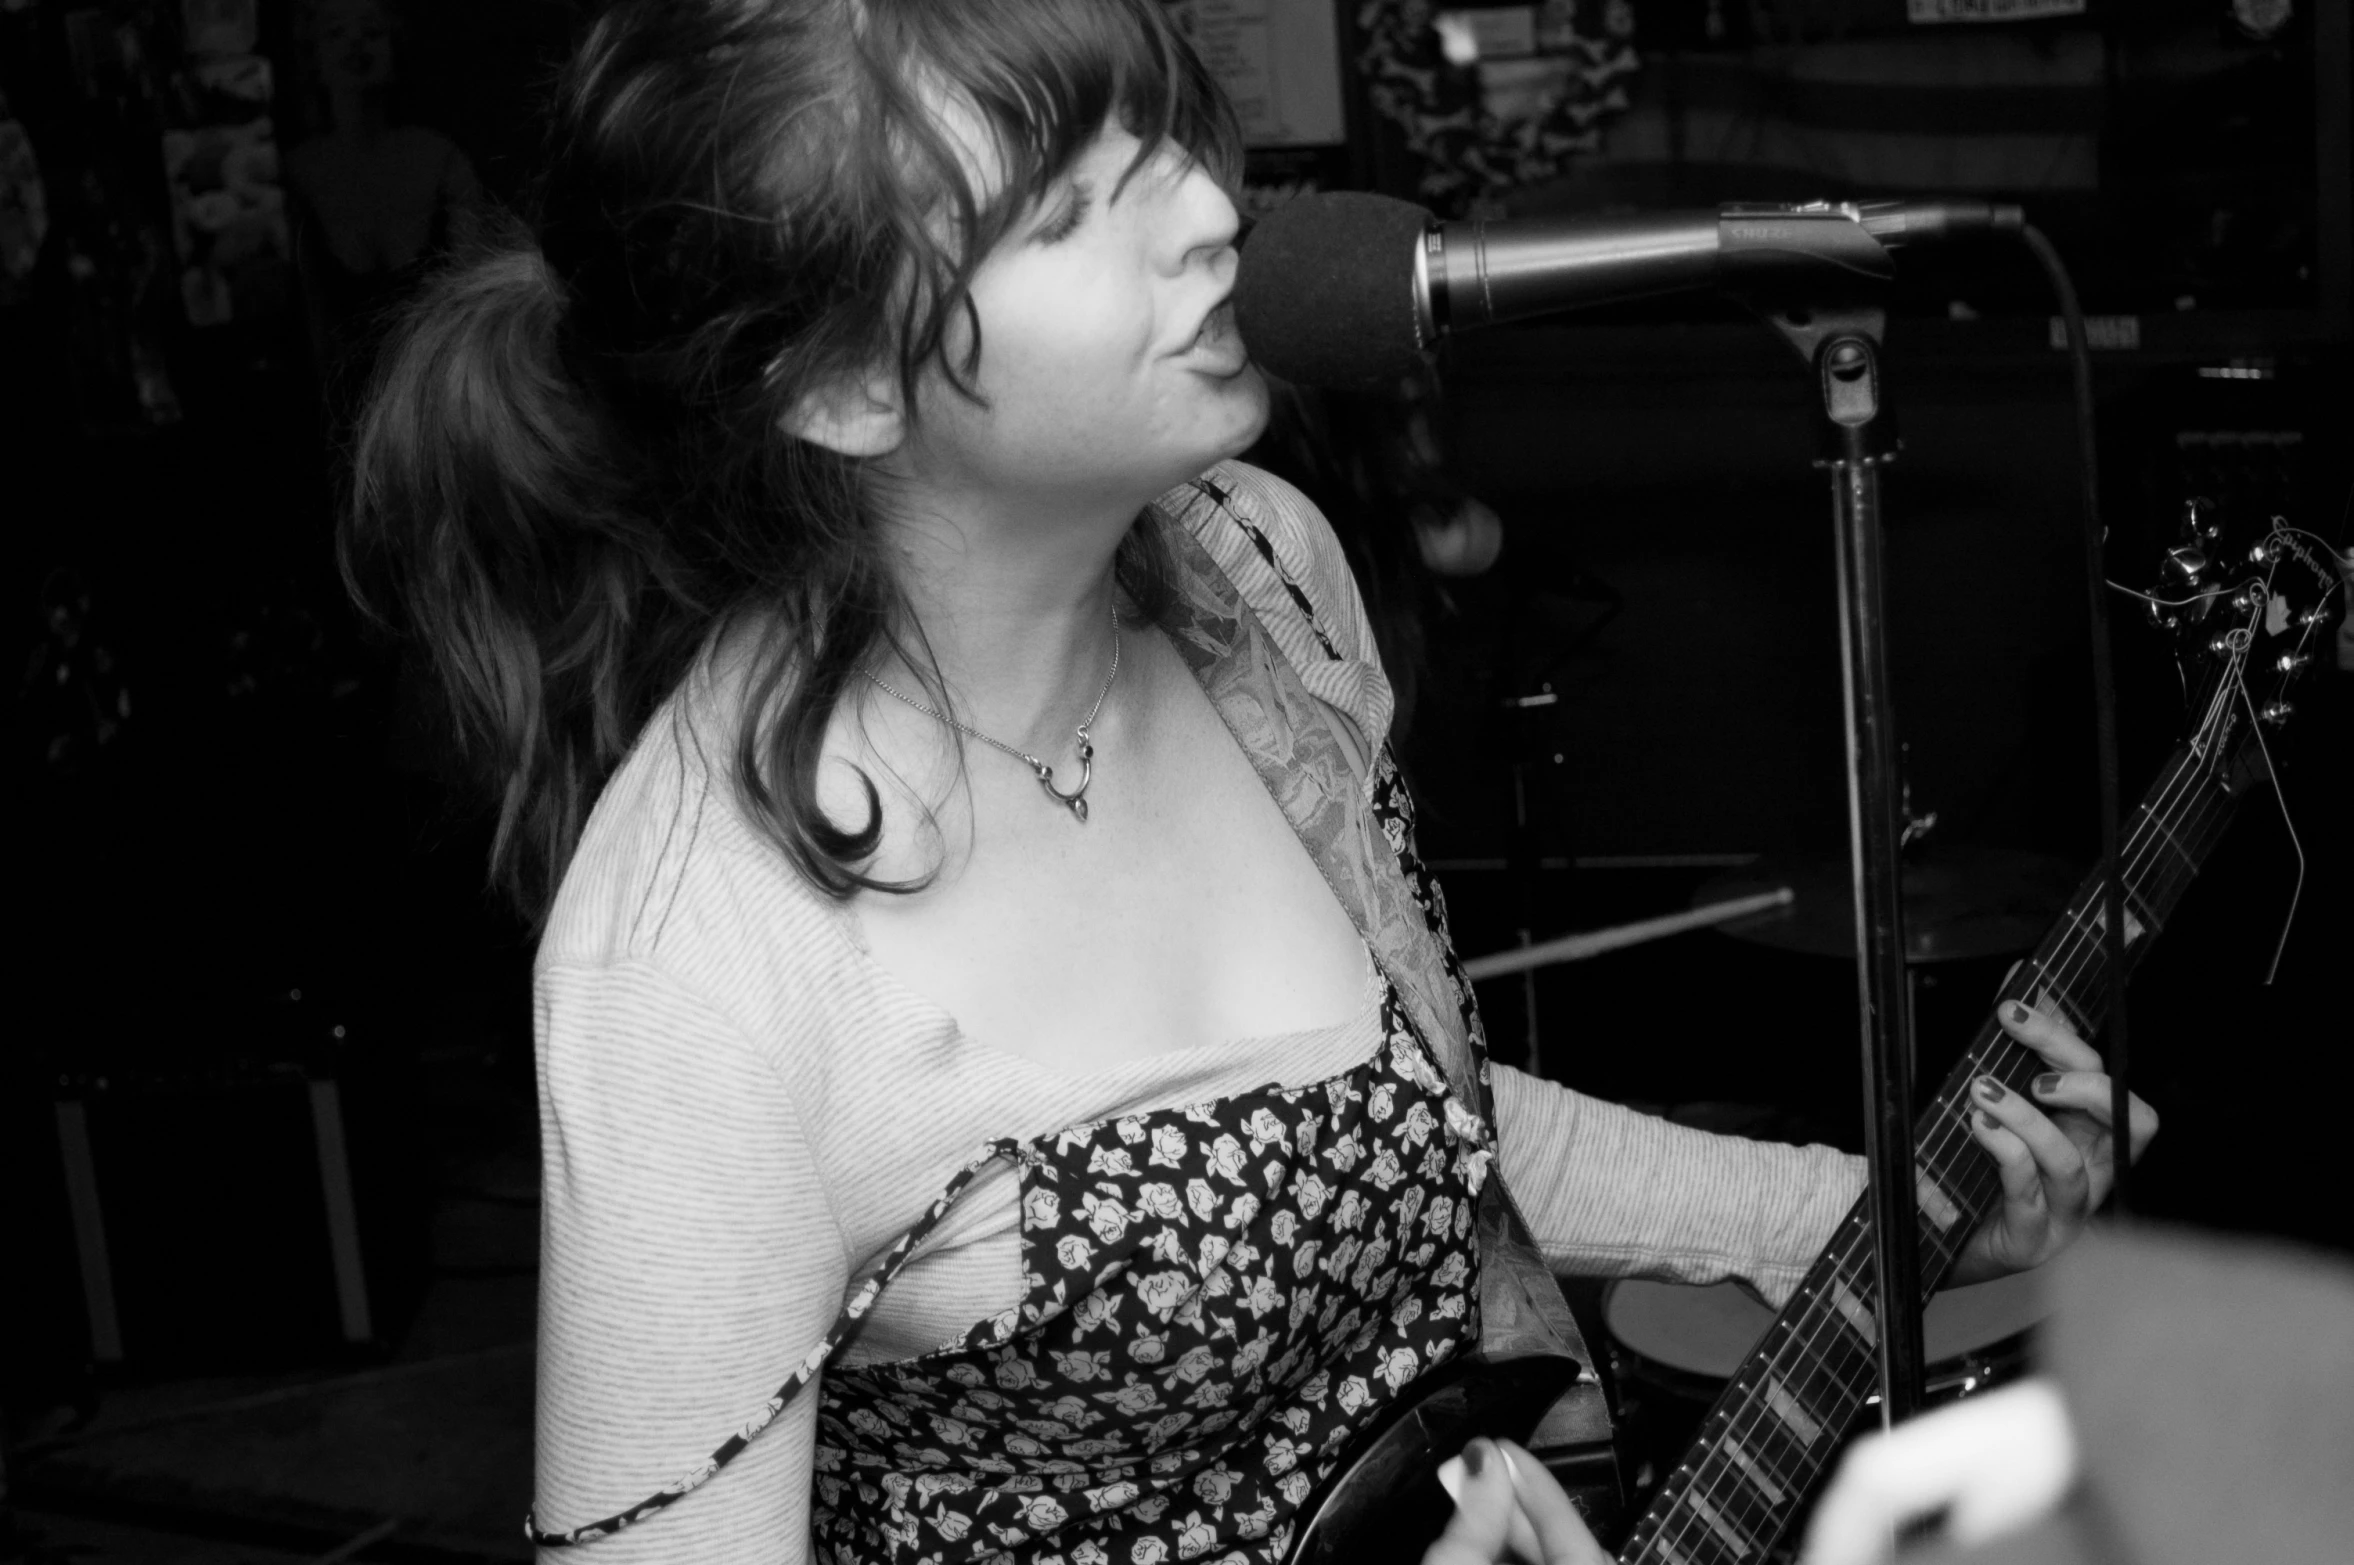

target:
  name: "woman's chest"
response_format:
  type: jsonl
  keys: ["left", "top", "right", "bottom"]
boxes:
{"left": 854, "top": 648, "right": 1373, "bottom": 1077}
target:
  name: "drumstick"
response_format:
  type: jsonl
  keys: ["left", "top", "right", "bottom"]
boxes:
{"left": 1459, "top": 887, "right": 1795, "bottom": 982}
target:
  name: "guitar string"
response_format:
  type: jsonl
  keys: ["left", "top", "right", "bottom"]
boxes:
{"left": 1644, "top": 721, "right": 2249, "bottom": 1559}
{"left": 1388, "top": 555, "right": 2311, "bottom": 1564}
{"left": 2000, "top": 567, "right": 2334, "bottom": 1040}
{"left": 2234, "top": 554, "right": 2323, "bottom": 982}
{"left": 1634, "top": 544, "right": 2332, "bottom": 1559}
{"left": 1821, "top": 553, "right": 2319, "bottom": 1258}
{"left": 1713, "top": 753, "right": 2222, "bottom": 1543}
{"left": 1634, "top": 660, "right": 2257, "bottom": 1561}
{"left": 2107, "top": 581, "right": 2225, "bottom": 609}
{"left": 1641, "top": 753, "right": 2226, "bottom": 1558}
{"left": 1640, "top": 901, "right": 2170, "bottom": 1559}
{"left": 1638, "top": 842, "right": 2203, "bottom": 1562}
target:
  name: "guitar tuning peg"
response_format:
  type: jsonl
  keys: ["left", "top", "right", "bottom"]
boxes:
{"left": 2165, "top": 545, "right": 2210, "bottom": 583}
{"left": 2259, "top": 700, "right": 2294, "bottom": 725}
{"left": 2275, "top": 652, "right": 2310, "bottom": 675}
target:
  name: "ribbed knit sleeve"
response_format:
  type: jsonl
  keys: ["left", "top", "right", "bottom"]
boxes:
{"left": 534, "top": 957, "right": 848, "bottom": 1561}
{"left": 1491, "top": 1063, "right": 1866, "bottom": 1308}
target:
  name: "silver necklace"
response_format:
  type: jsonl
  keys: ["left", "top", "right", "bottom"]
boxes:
{"left": 860, "top": 605, "right": 1120, "bottom": 823}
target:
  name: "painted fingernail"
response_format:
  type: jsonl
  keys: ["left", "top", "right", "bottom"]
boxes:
{"left": 2004, "top": 1001, "right": 2032, "bottom": 1025}
{"left": 1974, "top": 1075, "right": 2004, "bottom": 1103}
{"left": 1975, "top": 1109, "right": 2000, "bottom": 1132}
{"left": 1461, "top": 1439, "right": 1488, "bottom": 1478}
{"left": 2033, "top": 1073, "right": 2062, "bottom": 1096}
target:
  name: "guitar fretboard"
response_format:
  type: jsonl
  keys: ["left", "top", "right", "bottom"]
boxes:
{"left": 1616, "top": 740, "right": 2244, "bottom": 1565}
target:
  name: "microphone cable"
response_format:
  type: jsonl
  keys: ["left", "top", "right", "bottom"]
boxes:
{"left": 2017, "top": 223, "right": 2132, "bottom": 1215}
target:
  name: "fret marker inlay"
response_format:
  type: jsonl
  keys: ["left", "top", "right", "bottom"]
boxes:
{"left": 1725, "top": 1436, "right": 1787, "bottom": 1504}
{"left": 2077, "top": 902, "right": 2148, "bottom": 949}
{"left": 1916, "top": 1171, "right": 1962, "bottom": 1232}
{"left": 1688, "top": 1494, "right": 1751, "bottom": 1556}
{"left": 1764, "top": 1378, "right": 1824, "bottom": 1445}
{"left": 1828, "top": 1278, "right": 1878, "bottom": 1346}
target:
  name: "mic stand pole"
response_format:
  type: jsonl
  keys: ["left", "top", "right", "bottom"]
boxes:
{"left": 1758, "top": 297, "right": 1926, "bottom": 1429}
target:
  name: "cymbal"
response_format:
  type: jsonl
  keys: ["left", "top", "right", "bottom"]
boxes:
{"left": 1693, "top": 847, "right": 2081, "bottom": 964}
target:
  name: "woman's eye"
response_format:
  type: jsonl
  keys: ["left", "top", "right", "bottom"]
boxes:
{"left": 1037, "top": 184, "right": 1091, "bottom": 243}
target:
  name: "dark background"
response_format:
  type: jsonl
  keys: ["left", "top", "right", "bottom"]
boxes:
{"left": 2, "top": 1, "right": 2347, "bottom": 1559}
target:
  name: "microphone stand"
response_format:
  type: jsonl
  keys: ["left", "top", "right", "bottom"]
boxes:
{"left": 1755, "top": 295, "right": 1926, "bottom": 1428}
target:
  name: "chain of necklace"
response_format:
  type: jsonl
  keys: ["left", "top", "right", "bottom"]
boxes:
{"left": 859, "top": 604, "right": 1120, "bottom": 823}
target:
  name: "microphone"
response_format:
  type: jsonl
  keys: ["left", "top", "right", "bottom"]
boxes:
{"left": 1232, "top": 192, "right": 2025, "bottom": 391}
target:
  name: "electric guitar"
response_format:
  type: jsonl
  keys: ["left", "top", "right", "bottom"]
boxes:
{"left": 1288, "top": 499, "right": 2346, "bottom": 1565}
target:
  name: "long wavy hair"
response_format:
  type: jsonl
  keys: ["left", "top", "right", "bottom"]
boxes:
{"left": 341, "top": 0, "right": 1240, "bottom": 924}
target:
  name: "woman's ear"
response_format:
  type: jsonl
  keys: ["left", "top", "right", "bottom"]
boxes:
{"left": 781, "top": 364, "right": 906, "bottom": 458}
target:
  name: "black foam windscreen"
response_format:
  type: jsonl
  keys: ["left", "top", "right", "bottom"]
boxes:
{"left": 1232, "top": 191, "right": 1434, "bottom": 393}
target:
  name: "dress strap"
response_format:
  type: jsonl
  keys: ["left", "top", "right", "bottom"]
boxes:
{"left": 524, "top": 1139, "right": 1022, "bottom": 1548}
{"left": 1182, "top": 478, "right": 1499, "bottom": 1127}
{"left": 1193, "top": 481, "right": 1596, "bottom": 1418}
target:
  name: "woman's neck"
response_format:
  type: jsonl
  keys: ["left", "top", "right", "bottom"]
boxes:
{"left": 878, "top": 491, "right": 1136, "bottom": 754}
{"left": 329, "top": 84, "right": 391, "bottom": 140}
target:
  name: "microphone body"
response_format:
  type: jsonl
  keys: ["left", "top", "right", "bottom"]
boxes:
{"left": 1236, "top": 193, "right": 2024, "bottom": 391}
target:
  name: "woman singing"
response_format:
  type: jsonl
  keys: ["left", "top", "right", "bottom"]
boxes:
{"left": 343, "top": 2, "right": 2153, "bottom": 1561}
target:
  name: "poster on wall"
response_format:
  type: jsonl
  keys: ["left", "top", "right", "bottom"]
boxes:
{"left": 183, "top": 0, "right": 260, "bottom": 55}
{"left": 1358, "top": 0, "right": 1640, "bottom": 214}
{"left": 160, "top": 52, "right": 289, "bottom": 326}
{"left": 1164, "top": 0, "right": 1347, "bottom": 149}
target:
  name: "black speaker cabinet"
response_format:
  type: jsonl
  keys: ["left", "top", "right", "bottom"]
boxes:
{"left": 49, "top": 1007, "right": 429, "bottom": 1375}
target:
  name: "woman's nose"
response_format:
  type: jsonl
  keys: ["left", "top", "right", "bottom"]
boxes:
{"left": 1162, "top": 156, "right": 1241, "bottom": 273}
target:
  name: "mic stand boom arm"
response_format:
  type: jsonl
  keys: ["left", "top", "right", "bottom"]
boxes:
{"left": 1756, "top": 293, "right": 1927, "bottom": 1428}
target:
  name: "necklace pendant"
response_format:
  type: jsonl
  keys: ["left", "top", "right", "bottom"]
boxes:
{"left": 1035, "top": 737, "right": 1094, "bottom": 822}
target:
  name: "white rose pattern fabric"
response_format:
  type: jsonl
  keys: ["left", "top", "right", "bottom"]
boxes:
{"left": 809, "top": 969, "right": 1491, "bottom": 1565}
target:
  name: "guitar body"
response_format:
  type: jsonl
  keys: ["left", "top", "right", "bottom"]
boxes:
{"left": 1289, "top": 500, "right": 2343, "bottom": 1565}
{"left": 1287, "top": 1355, "right": 1585, "bottom": 1565}
{"left": 1288, "top": 1189, "right": 1630, "bottom": 1564}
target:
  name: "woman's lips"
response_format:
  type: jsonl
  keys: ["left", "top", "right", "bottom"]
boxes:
{"left": 1182, "top": 300, "right": 1248, "bottom": 374}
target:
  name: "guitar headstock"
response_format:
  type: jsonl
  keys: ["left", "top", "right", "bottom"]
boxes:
{"left": 2138, "top": 496, "right": 2344, "bottom": 792}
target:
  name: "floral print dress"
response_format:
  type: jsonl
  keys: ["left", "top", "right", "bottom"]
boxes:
{"left": 807, "top": 923, "right": 1493, "bottom": 1565}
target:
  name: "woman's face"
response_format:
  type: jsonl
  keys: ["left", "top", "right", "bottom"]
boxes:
{"left": 315, "top": 0, "right": 393, "bottom": 92}
{"left": 885, "top": 117, "right": 1269, "bottom": 524}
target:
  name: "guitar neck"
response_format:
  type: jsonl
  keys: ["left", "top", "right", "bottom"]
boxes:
{"left": 1615, "top": 740, "right": 2246, "bottom": 1565}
